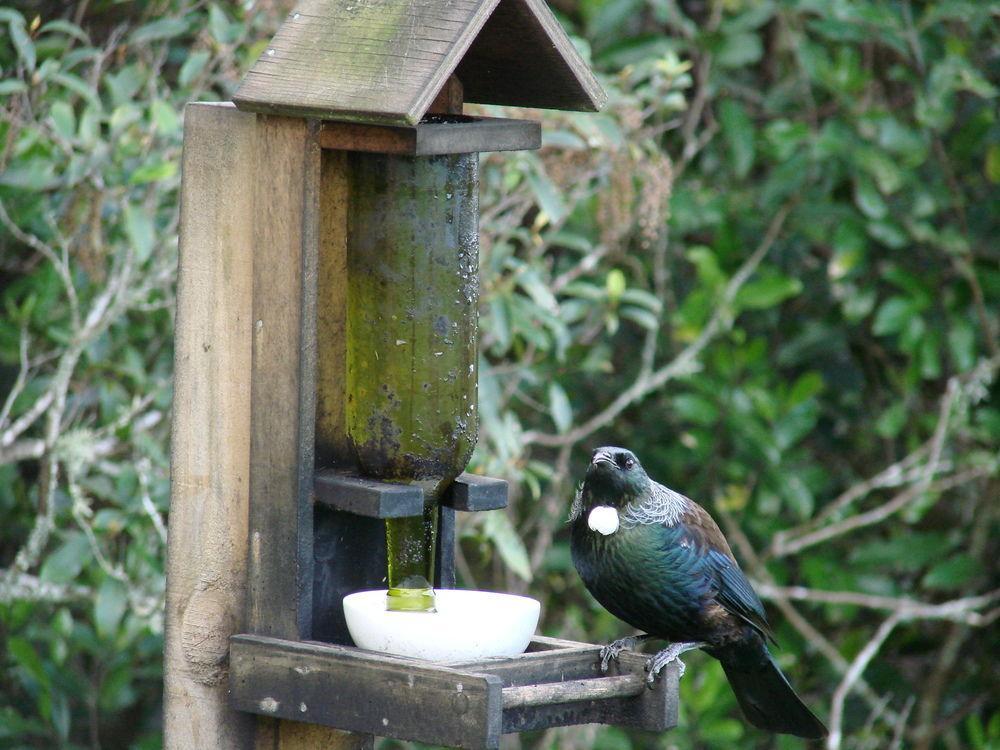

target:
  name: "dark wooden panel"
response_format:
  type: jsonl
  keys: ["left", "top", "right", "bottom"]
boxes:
{"left": 436, "top": 506, "right": 457, "bottom": 589}
{"left": 457, "top": 0, "right": 606, "bottom": 112}
{"left": 314, "top": 471, "right": 425, "bottom": 518}
{"left": 248, "top": 115, "right": 321, "bottom": 640}
{"left": 230, "top": 635, "right": 503, "bottom": 749}
{"left": 311, "top": 506, "right": 387, "bottom": 645}
{"left": 443, "top": 473, "right": 508, "bottom": 511}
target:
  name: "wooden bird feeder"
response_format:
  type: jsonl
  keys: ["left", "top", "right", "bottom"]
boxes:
{"left": 164, "top": 1, "right": 679, "bottom": 749}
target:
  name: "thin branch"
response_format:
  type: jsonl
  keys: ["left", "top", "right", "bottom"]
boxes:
{"left": 770, "top": 467, "right": 989, "bottom": 558}
{"left": 754, "top": 584, "right": 1000, "bottom": 627}
{"left": 0, "top": 572, "right": 93, "bottom": 604}
{"left": 0, "top": 197, "right": 80, "bottom": 328}
{"left": 0, "top": 325, "right": 30, "bottom": 429}
{"left": 827, "top": 613, "right": 905, "bottom": 750}
{"left": 523, "top": 203, "right": 792, "bottom": 448}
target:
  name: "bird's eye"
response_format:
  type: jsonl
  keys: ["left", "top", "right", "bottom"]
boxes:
{"left": 624, "top": 458, "right": 635, "bottom": 470}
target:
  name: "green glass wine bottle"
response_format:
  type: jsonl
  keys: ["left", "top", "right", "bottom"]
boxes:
{"left": 345, "top": 151, "right": 479, "bottom": 612}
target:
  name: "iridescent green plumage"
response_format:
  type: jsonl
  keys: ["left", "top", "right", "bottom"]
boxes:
{"left": 571, "top": 447, "right": 827, "bottom": 739}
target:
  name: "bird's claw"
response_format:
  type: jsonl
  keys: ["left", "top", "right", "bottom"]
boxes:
{"left": 643, "top": 642, "right": 705, "bottom": 687}
{"left": 599, "top": 635, "right": 647, "bottom": 672}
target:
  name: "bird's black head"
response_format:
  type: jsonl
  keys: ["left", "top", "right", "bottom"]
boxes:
{"left": 584, "top": 446, "right": 651, "bottom": 503}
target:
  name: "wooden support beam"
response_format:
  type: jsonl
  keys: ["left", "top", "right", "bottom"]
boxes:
{"left": 247, "top": 114, "right": 370, "bottom": 750}
{"left": 164, "top": 101, "right": 257, "bottom": 750}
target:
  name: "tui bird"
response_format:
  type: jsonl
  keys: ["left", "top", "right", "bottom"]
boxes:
{"left": 570, "top": 446, "right": 827, "bottom": 740}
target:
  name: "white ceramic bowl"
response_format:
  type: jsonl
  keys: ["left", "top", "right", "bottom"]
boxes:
{"left": 343, "top": 589, "right": 540, "bottom": 661}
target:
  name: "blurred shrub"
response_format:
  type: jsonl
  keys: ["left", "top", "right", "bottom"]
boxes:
{"left": 1, "top": 1, "right": 997, "bottom": 749}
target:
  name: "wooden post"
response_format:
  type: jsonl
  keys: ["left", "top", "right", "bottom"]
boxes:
{"left": 166, "top": 104, "right": 369, "bottom": 750}
{"left": 164, "top": 102, "right": 256, "bottom": 750}
{"left": 247, "top": 115, "right": 371, "bottom": 750}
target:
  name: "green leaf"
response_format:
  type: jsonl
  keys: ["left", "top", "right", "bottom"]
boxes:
{"left": 619, "top": 305, "right": 660, "bottom": 330}
{"left": 10, "top": 19, "right": 36, "bottom": 72}
{"left": 53, "top": 72, "right": 102, "bottom": 111}
{"left": 179, "top": 50, "right": 210, "bottom": 88}
{"left": 150, "top": 99, "right": 180, "bottom": 134}
{"left": 854, "top": 177, "right": 888, "bottom": 219}
{"left": 49, "top": 101, "right": 76, "bottom": 140}
{"left": 875, "top": 402, "right": 907, "bottom": 439}
{"left": 715, "top": 32, "right": 763, "bottom": 68}
{"left": 94, "top": 577, "right": 128, "bottom": 639}
{"left": 606, "top": 269, "right": 626, "bottom": 303}
{"left": 208, "top": 4, "right": 238, "bottom": 44}
{"left": 526, "top": 169, "right": 568, "bottom": 225}
{"left": 718, "top": 100, "right": 755, "bottom": 178}
{"left": 481, "top": 511, "right": 532, "bottom": 581}
{"left": 948, "top": 322, "right": 976, "bottom": 372}
{"left": 129, "top": 160, "right": 177, "bottom": 184}
{"left": 39, "top": 532, "right": 92, "bottom": 583}
{"left": 986, "top": 144, "right": 1000, "bottom": 184}
{"left": 0, "top": 79, "right": 27, "bottom": 95}
{"left": 922, "top": 555, "right": 977, "bottom": 590}
{"left": 123, "top": 203, "right": 155, "bottom": 262}
{"left": 548, "top": 382, "right": 573, "bottom": 434}
{"left": 129, "top": 18, "right": 189, "bottom": 44}
{"left": 7, "top": 637, "right": 48, "bottom": 688}
{"left": 735, "top": 273, "right": 802, "bottom": 310}
{"left": 672, "top": 393, "right": 718, "bottom": 426}
{"left": 872, "top": 297, "right": 914, "bottom": 336}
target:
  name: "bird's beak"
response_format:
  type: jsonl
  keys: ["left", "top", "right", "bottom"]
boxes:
{"left": 591, "top": 450, "right": 615, "bottom": 468}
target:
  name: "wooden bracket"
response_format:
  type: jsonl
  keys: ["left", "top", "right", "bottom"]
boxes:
{"left": 314, "top": 472, "right": 509, "bottom": 518}
{"left": 229, "top": 635, "right": 678, "bottom": 749}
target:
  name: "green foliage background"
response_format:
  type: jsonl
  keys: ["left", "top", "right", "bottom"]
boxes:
{"left": 1, "top": 1, "right": 997, "bottom": 748}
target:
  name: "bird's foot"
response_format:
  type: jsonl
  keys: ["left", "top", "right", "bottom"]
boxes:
{"left": 645, "top": 642, "right": 706, "bottom": 686}
{"left": 599, "top": 634, "right": 650, "bottom": 672}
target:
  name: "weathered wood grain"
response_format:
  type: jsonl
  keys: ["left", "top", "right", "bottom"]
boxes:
{"left": 233, "top": 0, "right": 605, "bottom": 123}
{"left": 316, "top": 116, "right": 540, "bottom": 155}
{"left": 230, "top": 635, "right": 504, "bottom": 749}
{"left": 234, "top": 0, "right": 499, "bottom": 124}
{"left": 165, "top": 101, "right": 257, "bottom": 750}
{"left": 501, "top": 674, "right": 645, "bottom": 708}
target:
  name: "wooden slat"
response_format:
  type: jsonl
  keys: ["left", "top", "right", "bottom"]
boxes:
{"left": 502, "top": 675, "right": 645, "bottom": 708}
{"left": 230, "top": 635, "right": 504, "bottom": 749}
{"left": 314, "top": 471, "right": 425, "bottom": 518}
{"left": 247, "top": 115, "right": 370, "bottom": 750}
{"left": 247, "top": 114, "right": 321, "bottom": 640}
{"left": 233, "top": 0, "right": 605, "bottom": 123}
{"left": 443, "top": 473, "right": 508, "bottom": 511}
{"left": 164, "top": 101, "right": 256, "bottom": 750}
{"left": 316, "top": 116, "right": 540, "bottom": 155}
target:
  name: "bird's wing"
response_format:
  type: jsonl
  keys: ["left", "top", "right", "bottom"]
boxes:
{"left": 683, "top": 502, "right": 775, "bottom": 643}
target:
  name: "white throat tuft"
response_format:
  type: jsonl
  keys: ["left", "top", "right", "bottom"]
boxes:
{"left": 587, "top": 505, "right": 620, "bottom": 536}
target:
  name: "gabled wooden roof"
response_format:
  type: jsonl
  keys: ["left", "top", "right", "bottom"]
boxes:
{"left": 232, "top": 0, "right": 606, "bottom": 125}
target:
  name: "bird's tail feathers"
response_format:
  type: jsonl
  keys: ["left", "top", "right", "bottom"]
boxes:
{"left": 715, "top": 641, "right": 828, "bottom": 740}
